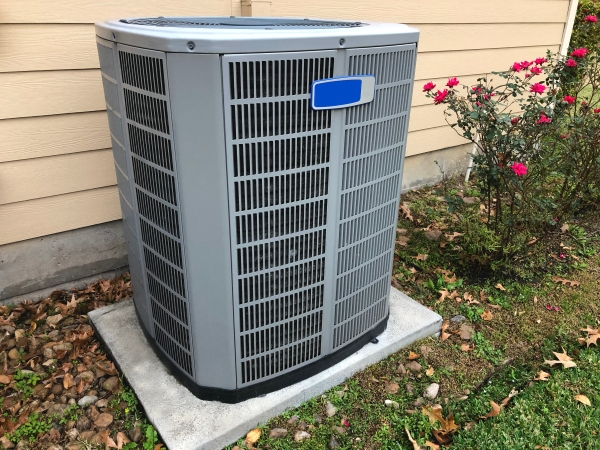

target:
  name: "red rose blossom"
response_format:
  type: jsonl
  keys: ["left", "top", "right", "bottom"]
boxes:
{"left": 511, "top": 117, "right": 519, "bottom": 125}
{"left": 510, "top": 162, "right": 528, "bottom": 177}
{"left": 563, "top": 96, "right": 575, "bottom": 105}
{"left": 446, "top": 77, "right": 460, "bottom": 87}
{"left": 512, "top": 62, "right": 523, "bottom": 72}
{"left": 530, "top": 83, "right": 546, "bottom": 94}
{"left": 594, "top": 108, "right": 600, "bottom": 114}
{"left": 530, "top": 67, "right": 543, "bottom": 75}
{"left": 433, "top": 89, "right": 449, "bottom": 105}
{"left": 521, "top": 61, "right": 533, "bottom": 68}
{"left": 571, "top": 48, "right": 588, "bottom": 58}
{"left": 537, "top": 113, "right": 552, "bottom": 124}
{"left": 561, "top": 134, "right": 567, "bottom": 139}
{"left": 535, "top": 57, "right": 547, "bottom": 65}
{"left": 566, "top": 59, "right": 577, "bottom": 67}
{"left": 423, "top": 82, "right": 436, "bottom": 92}
{"left": 585, "top": 15, "right": 598, "bottom": 22}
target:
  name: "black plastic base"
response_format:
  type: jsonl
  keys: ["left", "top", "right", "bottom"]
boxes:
{"left": 135, "top": 307, "right": 388, "bottom": 403}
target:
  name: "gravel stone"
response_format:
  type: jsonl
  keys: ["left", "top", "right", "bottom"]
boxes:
{"left": 451, "top": 315, "right": 467, "bottom": 323}
{"left": 77, "top": 396, "right": 98, "bottom": 407}
{"left": 325, "top": 401, "right": 337, "bottom": 417}
{"left": 268, "top": 428, "right": 288, "bottom": 439}
{"left": 424, "top": 383, "right": 440, "bottom": 400}
{"left": 294, "top": 431, "right": 311, "bottom": 442}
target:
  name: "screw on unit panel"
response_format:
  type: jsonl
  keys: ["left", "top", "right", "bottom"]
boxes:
{"left": 112, "top": 32, "right": 116, "bottom": 40}
{"left": 370, "top": 338, "right": 379, "bottom": 344}
{"left": 339, "top": 38, "right": 346, "bottom": 46}
{"left": 187, "top": 42, "right": 196, "bottom": 50}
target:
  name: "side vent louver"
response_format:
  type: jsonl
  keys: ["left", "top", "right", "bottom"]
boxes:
{"left": 116, "top": 46, "right": 195, "bottom": 378}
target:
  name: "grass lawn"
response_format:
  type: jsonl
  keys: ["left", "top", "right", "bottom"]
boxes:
{"left": 227, "top": 179, "right": 600, "bottom": 450}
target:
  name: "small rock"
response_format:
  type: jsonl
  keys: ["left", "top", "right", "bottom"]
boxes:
{"left": 406, "top": 383, "right": 414, "bottom": 394}
{"left": 33, "top": 387, "right": 50, "bottom": 400}
{"left": 405, "top": 361, "right": 422, "bottom": 372}
{"left": 420, "top": 345, "right": 431, "bottom": 358}
{"left": 424, "top": 230, "right": 442, "bottom": 241}
{"left": 4, "top": 339, "right": 16, "bottom": 350}
{"left": 462, "top": 197, "right": 479, "bottom": 205}
{"left": 68, "top": 398, "right": 76, "bottom": 406}
{"left": 77, "top": 431, "right": 96, "bottom": 442}
{"left": 48, "top": 330, "right": 61, "bottom": 339}
{"left": 294, "top": 431, "right": 311, "bottom": 442}
{"left": 268, "top": 428, "right": 288, "bottom": 439}
{"left": 385, "top": 382, "right": 400, "bottom": 394}
{"left": 325, "top": 401, "right": 337, "bottom": 417}
{"left": 459, "top": 324, "right": 474, "bottom": 340}
{"left": 8, "top": 348, "right": 19, "bottom": 360}
{"left": 95, "top": 399, "right": 109, "bottom": 408}
{"left": 384, "top": 399, "right": 399, "bottom": 409}
{"left": 14, "top": 329, "right": 25, "bottom": 340}
{"left": 46, "top": 445, "right": 63, "bottom": 450}
{"left": 451, "top": 315, "right": 467, "bottom": 323}
{"left": 287, "top": 415, "right": 299, "bottom": 424}
{"left": 297, "top": 421, "right": 307, "bottom": 431}
{"left": 0, "top": 436, "right": 15, "bottom": 449}
{"left": 129, "top": 426, "right": 142, "bottom": 443}
{"left": 87, "top": 405, "right": 100, "bottom": 421}
{"left": 423, "top": 383, "right": 440, "bottom": 400}
{"left": 66, "top": 420, "right": 76, "bottom": 430}
{"left": 413, "top": 397, "right": 425, "bottom": 407}
{"left": 52, "top": 343, "right": 73, "bottom": 352}
{"left": 94, "top": 412, "right": 113, "bottom": 428}
{"left": 333, "top": 426, "right": 346, "bottom": 434}
{"left": 28, "top": 337, "right": 40, "bottom": 351}
{"left": 90, "top": 434, "right": 104, "bottom": 445}
{"left": 47, "top": 403, "right": 68, "bottom": 417}
{"left": 75, "top": 371, "right": 94, "bottom": 384}
{"left": 397, "top": 363, "right": 407, "bottom": 374}
{"left": 59, "top": 395, "right": 68, "bottom": 404}
{"left": 313, "top": 414, "right": 323, "bottom": 424}
{"left": 458, "top": 395, "right": 469, "bottom": 401}
{"left": 16, "top": 442, "right": 30, "bottom": 450}
{"left": 103, "top": 377, "right": 120, "bottom": 393}
{"left": 329, "top": 435, "right": 341, "bottom": 449}
{"left": 51, "top": 384, "right": 63, "bottom": 395}
{"left": 77, "top": 396, "right": 98, "bottom": 407}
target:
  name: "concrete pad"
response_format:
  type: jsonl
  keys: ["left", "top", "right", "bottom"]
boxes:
{"left": 89, "top": 287, "right": 441, "bottom": 450}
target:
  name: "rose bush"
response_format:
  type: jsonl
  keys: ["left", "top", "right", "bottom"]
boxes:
{"left": 423, "top": 49, "right": 600, "bottom": 272}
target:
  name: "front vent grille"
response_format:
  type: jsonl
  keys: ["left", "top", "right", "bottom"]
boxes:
{"left": 123, "top": 89, "right": 170, "bottom": 134}
{"left": 229, "top": 58, "right": 334, "bottom": 99}
{"left": 227, "top": 71, "right": 331, "bottom": 381}
{"left": 333, "top": 45, "right": 417, "bottom": 349}
{"left": 119, "top": 51, "right": 166, "bottom": 95}
{"left": 117, "top": 47, "right": 193, "bottom": 378}
{"left": 231, "top": 100, "right": 331, "bottom": 140}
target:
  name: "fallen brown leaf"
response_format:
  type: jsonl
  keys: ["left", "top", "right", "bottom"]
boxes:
{"left": 461, "top": 343, "right": 474, "bottom": 352}
{"left": 534, "top": 370, "right": 550, "bottom": 381}
{"left": 500, "top": 388, "right": 519, "bottom": 407}
{"left": 526, "top": 237, "right": 537, "bottom": 245}
{"left": 544, "top": 348, "right": 577, "bottom": 368}
{"left": 415, "top": 253, "right": 429, "bottom": 261}
{"left": 425, "top": 441, "right": 440, "bottom": 450}
{"left": 579, "top": 326, "right": 600, "bottom": 347}
{"left": 480, "top": 401, "right": 502, "bottom": 419}
{"left": 551, "top": 276, "right": 580, "bottom": 287}
{"left": 426, "top": 367, "right": 435, "bottom": 377}
{"left": 481, "top": 311, "right": 493, "bottom": 321}
{"left": 116, "top": 432, "right": 130, "bottom": 450}
{"left": 444, "top": 232, "right": 463, "bottom": 241}
{"left": 405, "top": 426, "right": 420, "bottom": 450}
{"left": 408, "top": 351, "right": 420, "bottom": 360}
{"left": 63, "top": 372, "right": 75, "bottom": 389}
{"left": 385, "top": 382, "right": 400, "bottom": 394}
{"left": 400, "top": 204, "right": 414, "bottom": 222}
{"left": 397, "top": 236, "right": 410, "bottom": 246}
{"left": 495, "top": 283, "right": 506, "bottom": 291}
{"left": 245, "top": 428, "right": 261, "bottom": 446}
{"left": 459, "top": 324, "right": 474, "bottom": 340}
{"left": 561, "top": 223, "right": 569, "bottom": 233}
{"left": 441, "top": 322, "right": 451, "bottom": 341}
{"left": 0, "top": 375, "right": 11, "bottom": 384}
{"left": 574, "top": 394, "right": 591, "bottom": 406}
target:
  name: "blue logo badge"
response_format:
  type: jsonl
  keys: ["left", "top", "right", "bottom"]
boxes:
{"left": 311, "top": 75, "right": 376, "bottom": 110}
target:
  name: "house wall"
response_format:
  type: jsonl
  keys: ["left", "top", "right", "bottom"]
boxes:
{"left": 0, "top": 0, "right": 574, "bottom": 299}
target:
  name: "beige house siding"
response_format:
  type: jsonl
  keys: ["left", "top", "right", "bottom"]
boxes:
{"left": 0, "top": 0, "right": 572, "bottom": 246}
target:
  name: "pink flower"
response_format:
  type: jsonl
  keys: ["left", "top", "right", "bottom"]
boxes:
{"left": 484, "top": 94, "right": 495, "bottom": 101}
{"left": 530, "top": 67, "right": 543, "bottom": 75}
{"left": 433, "top": 89, "right": 449, "bottom": 105}
{"left": 342, "top": 419, "right": 350, "bottom": 427}
{"left": 563, "top": 96, "right": 575, "bottom": 105}
{"left": 521, "top": 61, "right": 533, "bottom": 68}
{"left": 510, "top": 162, "right": 528, "bottom": 176}
{"left": 537, "top": 113, "right": 552, "bottom": 124}
{"left": 535, "top": 57, "right": 547, "bottom": 65}
{"left": 559, "top": 254, "right": 565, "bottom": 259}
{"left": 585, "top": 15, "right": 598, "bottom": 23}
{"left": 471, "top": 86, "right": 483, "bottom": 94}
{"left": 512, "top": 62, "right": 523, "bottom": 72}
{"left": 423, "top": 82, "right": 436, "bottom": 92}
{"left": 476, "top": 101, "right": 483, "bottom": 107}
{"left": 511, "top": 117, "right": 519, "bottom": 125}
{"left": 530, "top": 83, "right": 546, "bottom": 94}
{"left": 594, "top": 108, "right": 600, "bottom": 114}
{"left": 561, "top": 134, "right": 567, "bottom": 139}
{"left": 571, "top": 48, "right": 588, "bottom": 58}
{"left": 446, "top": 77, "right": 460, "bottom": 88}
{"left": 566, "top": 59, "right": 578, "bottom": 67}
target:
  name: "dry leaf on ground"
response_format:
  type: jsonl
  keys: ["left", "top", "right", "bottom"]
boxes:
{"left": 415, "top": 254, "right": 429, "bottom": 261}
{"left": 405, "top": 426, "right": 420, "bottom": 450}
{"left": 459, "top": 324, "right": 474, "bottom": 340}
{"left": 481, "top": 311, "right": 493, "bottom": 321}
{"left": 397, "top": 236, "right": 410, "bottom": 246}
{"left": 425, "top": 441, "right": 440, "bottom": 450}
{"left": 544, "top": 349, "right": 577, "bottom": 368}
{"left": 561, "top": 223, "right": 570, "bottom": 233}
{"left": 579, "top": 326, "right": 600, "bottom": 347}
{"left": 245, "top": 428, "right": 261, "bottom": 445}
{"left": 495, "top": 283, "right": 506, "bottom": 291}
{"left": 445, "top": 232, "right": 463, "bottom": 241}
{"left": 551, "top": 276, "right": 580, "bottom": 287}
{"left": 480, "top": 401, "right": 502, "bottom": 419}
{"left": 408, "top": 351, "right": 420, "bottom": 360}
{"left": 574, "top": 394, "right": 591, "bottom": 406}
{"left": 426, "top": 367, "right": 435, "bottom": 376}
{"left": 500, "top": 389, "right": 519, "bottom": 407}
{"left": 461, "top": 343, "right": 474, "bottom": 352}
{"left": 526, "top": 237, "right": 537, "bottom": 245}
{"left": 385, "top": 382, "right": 400, "bottom": 394}
{"left": 534, "top": 370, "right": 550, "bottom": 381}
{"left": 400, "top": 204, "right": 414, "bottom": 222}
{"left": 441, "top": 322, "right": 451, "bottom": 341}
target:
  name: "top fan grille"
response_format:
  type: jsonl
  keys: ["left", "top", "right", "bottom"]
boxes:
{"left": 119, "top": 17, "right": 363, "bottom": 28}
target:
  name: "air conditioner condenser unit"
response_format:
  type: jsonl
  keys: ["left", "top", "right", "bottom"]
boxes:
{"left": 95, "top": 17, "right": 419, "bottom": 403}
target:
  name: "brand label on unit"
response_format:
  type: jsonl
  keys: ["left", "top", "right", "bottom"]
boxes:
{"left": 311, "top": 75, "right": 376, "bottom": 110}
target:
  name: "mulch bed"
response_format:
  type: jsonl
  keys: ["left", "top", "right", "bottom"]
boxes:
{"left": 0, "top": 274, "right": 158, "bottom": 450}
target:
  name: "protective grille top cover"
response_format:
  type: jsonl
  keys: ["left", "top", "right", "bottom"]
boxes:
{"left": 96, "top": 17, "right": 418, "bottom": 402}
{"left": 120, "top": 17, "right": 363, "bottom": 28}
